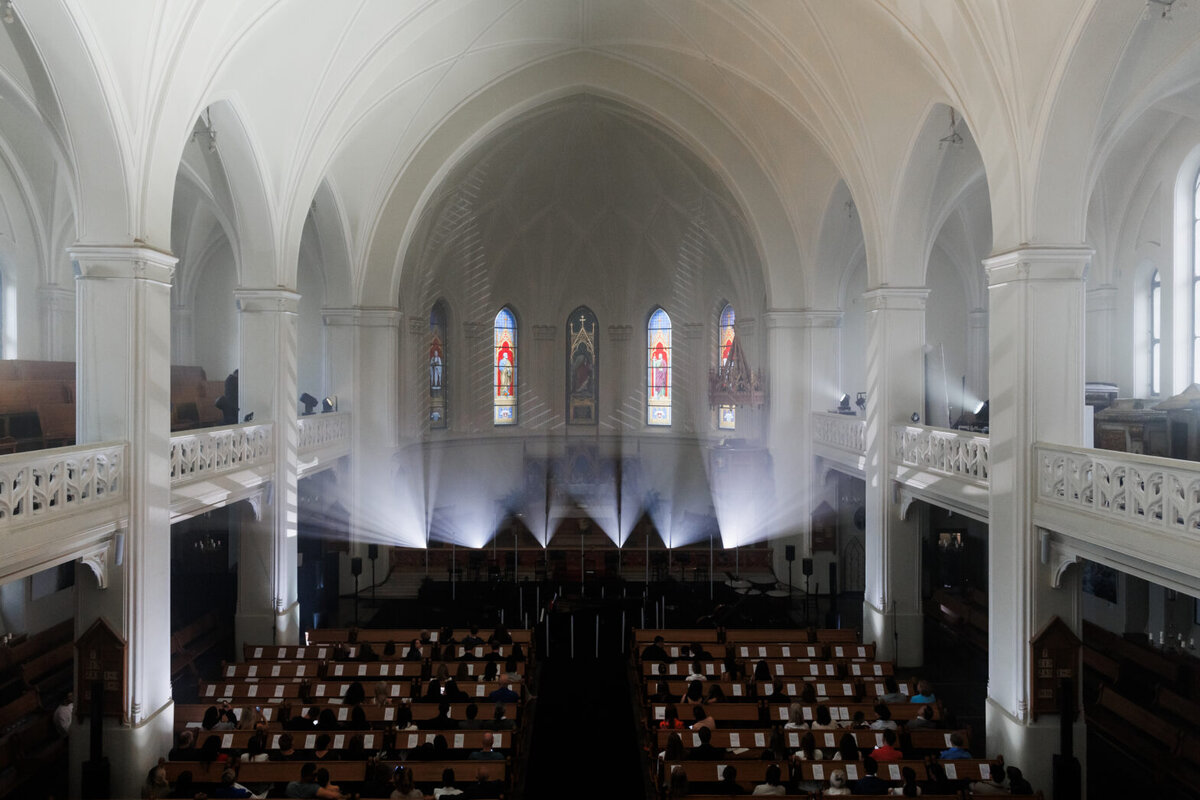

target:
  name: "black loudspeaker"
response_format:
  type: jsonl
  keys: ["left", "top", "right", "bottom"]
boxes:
{"left": 350, "top": 557, "right": 363, "bottom": 577}
{"left": 784, "top": 545, "right": 795, "bottom": 562}
{"left": 828, "top": 562, "right": 838, "bottom": 596}
{"left": 802, "top": 558, "right": 814, "bottom": 577}
{"left": 367, "top": 544, "right": 379, "bottom": 561}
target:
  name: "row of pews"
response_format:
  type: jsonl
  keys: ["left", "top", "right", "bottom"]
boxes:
{"left": 166, "top": 627, "right": 535, "bottom": 798}
{"left": 634, "top": 627, "right": 1008, "bottom": 799}
{"left": 0, "top": 619, "right": 72, "bottom": 798}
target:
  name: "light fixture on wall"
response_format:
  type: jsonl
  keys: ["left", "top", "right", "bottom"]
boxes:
{"left": 299, "top": 393, "right": 319, "bottom": 415}
{"left": 856, "top": 392, "right": 866, "bottom": 412}
{"left": 938, "top": 108, "right": 963, "bottom": 150}
{"left": 911, "top": 412, "right": 921, "bottom": 424}
{"left": 322, "top": 395, "right": 337, "bottom": 413}
{"left": 836, "top": 394, "right": 853, "bottom": 415}
{"left": 192, "top": 109, "right": 217, "bottom": 153}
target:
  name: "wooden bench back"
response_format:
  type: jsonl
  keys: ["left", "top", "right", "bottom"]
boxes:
{"left": 650, "top": 701, "right": 932, "bottom": 725}
{"left": 308, "top": 628, "right": 532, "bottom": 644}
{"left": 188, "top": 728, "right": 512, "bottom": 752}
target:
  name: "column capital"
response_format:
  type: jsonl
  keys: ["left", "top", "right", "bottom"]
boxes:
{"left": 764, "top": 309, "right": 842, "bottom": 329}
{"left": 235, "top": 288, "right": 300, "bottom": 314}
{"left": 70, "top": 244, "right": 176, "bottom": 285}
{"left": 863, "top": 287, "right": 929, "bottom": 312}
{"left": 984, "top": 245, "right": 1092, "bottom": 286}
{"left": 322, "top": 306, "right": 402, "bottom": 327}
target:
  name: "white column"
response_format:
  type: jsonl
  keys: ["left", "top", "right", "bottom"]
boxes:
{"left": 1086, "top": 284, "right": 1117, "bottom": 383}
{"left": 69, "top": 245, "right": 176, "bottom": 797}
{"left": 984, "top": 246, "right": 1089, "bottom": 795}
{"left": 234, "top": 289, "right": 300, "bottom": 648}
{"left": 862, "top": 288, "right": 926, "bottom": 667}
{"left": 38, "top": 285, "right": 75, "bottom": 361}
{"left": 966, "top": 308, "right": 988, "bottom": 409}
{"left": 171, "top": 302, "right": 195, "bottom": 367}
{"left": 765, "top": 310, "right": 841, "bottom": 586}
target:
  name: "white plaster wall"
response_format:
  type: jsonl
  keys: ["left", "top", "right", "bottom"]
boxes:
{"left": 0, "top": 569, "right": 75, "bottom": 636}
{"left": 296, "top": 241, "right": 326, "bottom": 401}
{"left": 191, "top": 240, "right": 238, "bottom": 382}
{"left": 840, "top": 261, "right": 868, "bottom": 404}
{"left": 925, "top": 248, "right": 969, "bottom": 425}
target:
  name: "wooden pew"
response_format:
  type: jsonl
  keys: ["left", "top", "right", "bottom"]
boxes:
{"left": 654, "top": 726, "right": 968, "bottom": 753}
{"left": 734, "top": 643, "right": 827, "bottom": 659}
{"left": 634, "top": 629, "right": 723, "bottom": 646}
{"left": 0, "top": 689, "right": 41, "bottom": 731}
{"left": 643, "top": 660, "right": 893, "bottom": 680}
{"left": 645, "top": 680, "right": 866, "bottom": 701}
{"left": 36, "top": 403, "right": 75, "bottom": 448}
{"left": 176, "top": 699, "right": 520, "bottom": 731}
{"left": 650, "top": 701, "right": 933, "bottom": 726}
{"left": 171, "top": 612, "right": 229, "bottom": 680}
{"left": 244, "top": 644, "right": 334, "bottom": 661}
{"left": 665, "top": 760, "right": 784, "bottom": 784}
{"left": 162, "top": 760, "right": 365, "bottom": 784}
{"left": 200, "top": 679, "right": 512, "bottom": 703}
{"left": 224, "top": 660, "right": 323, "bottom": 680}
{"left": 309, "top": 628, "right": 532, "bottom": 645}
{"left": 189, "top": 727, "right": 513, "bottom": 752}
{"left": 1087, "top": 685, "right": 1181, "bottom": 765}
{"left": 790, "top": 758, "right": 928, "bottom": 782}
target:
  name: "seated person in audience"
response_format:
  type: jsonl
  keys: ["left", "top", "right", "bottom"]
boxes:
{"left": 481, "top": 660, "right": 499, "bottom": 682}
{"left": 510, "top": 642, "right": 526, "bottom": 662}
{"left": 939, "top": 731, "right": 971, "bottom": 760}
{"left": 169, "top": 729, "right": 197, "bottom": 760}
{"left": 443, "top": 678, "right": 471, "bottom": 702}
{"left": 501, "top": 656, "right": 522, "bottom": 686}
{"left": 716, "top": 764, "right": 745, "bottom": 795}
{"left": 424, "top": 677, "right": 446, "bottom": 701}
{"left": 462, "top": 627, "right": 484, "bottom": 647}
{"left": 241, "top": 733, "right": 270, "bottom": 763}
{"left": 659, "top": 703, "right": 685, "bottom": 729}
{"left": 441, "top": 627, "right": 458, "bottom": 646}
{"left": 316, "top": 709, "right": 340, "bottom": 731}
{"left": 142, "top": 763, "right": 170, "bottom": 799}
{"left": 482, "top": 642, "right": 503, "bottom": 661}
{"left": 435, "top": 767, "right": 464, "bottom": 798}
{"left": 284, "top": 706, "right": 319, "bottom": 731}
{"left": 752, "top": 763, "right": 786, "bottom": 796}
{"left": 890, "top": 766, "right": 921, "bottom": 797}
{"left": 667, "top": 767, "right": 689, "bottom": 800}
{"left": 870, "top": 703, "right": 899, "bottom": 730}
{"left": 880, "top": 676, "right": 907, "bottom": 703}
{"left": 688, "top": 725, "right": 727, "bottom": 760}
{"left": 812, "top": 704, "right": 840, "bottom": 730}
{"left": 753, "top": 659, "right": 771, "bottom": 681}
{"left": 488, "top": 681, "right": 520, "bottom": 704}
{"left": 421, "top": 700, "right": 456, "bottom": 729}
{"left": 762, "top": 726, "right": 788, "bottom": 761}
{"left": 690, "top": 704, "right": 715, "bottom": 731}
{"left": 910, "top": 679, "right": 936, "bottom": 704}
{"left": 203, "top": 702, "right": 239, "bottom": 731}
{"left": 690, "top": 641, "right": 713, "bottom": 661}
{"left": 722, "top": 646, "right": 743, "bottom": 680}
{"left": 683, "top": 679, "right": 705, "bottom": 704}
{"left": 1006, "top": 766, "right": 1034, "bottom": 795}
{"left": 383, "top": 640, "right": 397, "bottom": 657}
{"left": 482, "top": 702, "right": 515, "bottom": 731}
{"left": 784, "top": 701, "right": 807, "bottom": 729}
{"left": 850, "top": 710, "right": 870, "bottom": 729}
{"left": 459, "top": 702, "right": 482, "bottom": 729}
{"left": 404, "top": 638, "right": 423, "bottom": 661}
{"left": 343, "top": 681, "right": 366, "bottom": 706}
{"left": 270, "top": 732, "right": 299, "bottom": 760}
{"left": 825, "top": 769, "right": 851, "bottom": 796}
{"left": 411, "top": 734, "right": 450, "bottom": 760}
{"left": 199, "top": 734, "right": 229, "bottom": 769}
{"left": 798, "top": 682, "right": 818, "bottom": 704}
{"left": 356, "top": 641, "right": 378, "bottom": 662}
{"left": 685, "top": 660, "right": 706, "bottom": 682}
{"left": 851, "top": 756, "right": 890, "bottom": 796}
{"left": 906, "top": 704, "right": 935, "bottom": 729}
{"left": 831, "top": 732, "right": 860, "bottom": 761}
{"left": 794, "top": 731, "right": 823, "bottom": 760}
{"left": 311, "top": 733, "right": 337, "bottom": 761}
{"left": 284, "top": 762, "right": 341, "bottom": 799}
{"left": 769, "top": 678, "right": 790, "bottom": 704}
{"left": 469, "top": 730, "right": 505, "bottom": 760}
{"left": 489, "top": 625, "right": 512, "bottom": 645}
{"left": 870, "top": 728, "right": 903, "bottom": 761}
{"left": 396, "top": 704, "right": 418, "bottom": 731}
{"left": 705, "top": 684, "right": 727, "bottom": 704}
{"left": 658, "top": 731, "right": 685, "bottom": 782}
{"left": 54, "top": 692, "right": 74, "bottom": 737}
{"left": 373, "top": 681, "right": 393, "bottom": 707}
{"left": 967, "top": 755, "right": 1011, "bottom": 796}
{"left": 651, "top": 680, "right": 680, "bottom": 703}
{"left": 391, "top": 765, "right": 424, "bottom": 800}
{"left": 642, "top": 635, "right": 674, "bottom": 662}
{"left": 211, "top": 768, "right": 264, "bottom": 799}
{"left": 463, "top": 766, "right": 505, "bottom": 800}
{"left": 419, "top": 630, "right": 433, "bottom": 645}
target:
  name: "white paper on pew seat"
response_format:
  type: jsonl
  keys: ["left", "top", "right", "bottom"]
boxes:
{"left": 706, "top": 664, "right": 715, "bottom": 675}
{"left": 817, "top": 683, "right": 827, "bottom": 695}
{"left": 875, "top": 683, "right": 884, "bottom": 695}
{"left": 274, "top": 685, "right": 284, "bottom": 697}
{"left": 945, "top": 733, "right": 953, "bottom": 746}
{"left": 765, "top": 684, "right": 773, "bottom": 696}
{"left": 740, "top": 647, "right": 749, "bottom": 657}
{"left": 669, "top": 664, "right": 678, "bottom": 675}
{"left": 826, "top": 665, "right": 835, "bottom": 676}
{"left": 823, "top": 733, "right": 836, "bottom": 748}
{"left": 205, "top": 685, "right": 215, "bottom": 697}
{"left": 253, "top": 648, "right": 263, "bottom": 658}
{"left": 851, "top": 664, "right": 861, "bottom": 675}
{"left": 186, "top": 722, "right": 202, "bottom": 728}
{"left": 888, "top": 764, "right": 902, "bottom": 780}
{"left": 244, "top": 665, "right": 255, "bottom": 677}
{"left": 802, "top": 707, "right": 813, "bottom": 721}
{"left": 979, "top": 763, "right": 990, "bottom": 780}
{"left": 874, "top": 664, "right": 883, "bottom": 675}
{"left": 468, "top": 664, "right": 475, "bottom": 676}
{"left": 812, "top": 764, "right": 825, "bottom": 780}
{"left": 271, "top": 735, "right": 280, "bottom": 748}
{"left": 425, "top": 734, "right": 435, "bottom": 744}
{"left": 779, "top": 707, "right": 789, "bottom": 720}
{"left": 333, "top": 735, "right": 344, "bottom": 749}
{"left": 476, "top": 685, "right": 485, "bottom": 697}
{"left": 732, "top": 684, "right": 742, "bottom": 696}
{"left": 263, "top": 708, "right": 273, "bottom": 720}
{"left": 775, "top": 664, "right": 784, "bottom": 676}
{"left": 223, "top": 685, "right": 234, "bottom": 696}
{"left": 305, "top": 735, "right": 316, "bottom": 749}
{"left": 901, "top": 685, "right": 909, "bottom": 695}
{"left": 247, "top": 686, "right": 258, "bottom": 697}
{"left": 391, "top": 686, "right": 401, "bottom": 697}
{"left": 334, "top": 665, "right": 343, "bottom": 676}
{"left": 857, "top": 647, "right": 866, "bottom": 657}
{"left": 494, "top": 733, "right": 503, "bottom": 747}
{"left": 380, "top": 665, "right": 389, "bottom": 676}
{"left": 430, "top": 632, "right": 438, "bottom": 642}
{"left": 874, "top": 733, "right": 884, "bottom": 746}
{"left": 364, "top": 735, "right": 375, "bottom": 748}
{"left": 298, "top": 648, "right": 308, "bottom": 658}
{"left": 454, "top": 734, "right": 464, "bottom": 748}
{"left": 944, "top": 763, "right": 958, "bottom": 780}
{"left": 226, "top": 666, "right": 235, "bottom": 677}
{"left": 215, "top": 733, "right": 230, "bottom": 748}
{"left": 729, "top": 733, "right": 740, "bottom": 747}
{"left": 357, "top": 665, "right": 366, "bottom": 676}
{"left": 786, "top": 684, "right": 796, "bottom": 695}
{"left": 754, "top": 733, "right": 765, "bottom": 747}
{"left": 474, "top": 647, "right": 483, "bottom": 657}
{"left": 384, "top": 708, "right": 394, "bottom": 721}
{"left": 316, "top": 685, "right": 326, "bottom": 697}
{"left": 789, "top": 733, "right": 800, "bottom": 747}
{"left": 846, "top": 764, "right": 859, "bottom": 780}
{"left": 692, "top": 733, "right": 701, "bottom": 747}
{"left": 670, "top": 647, "right": 679, "bottom": 657}
{"left": 834, "top": 647, "right": 844, "bottom": 657}
{"left": 337, "top": 708, "right": 348, "bottom": 721}
{"left": 277, "top": 648, "right": 285, "bottom": 658}
{"left": 655, "top": 706, "right": 665, "bottom": 720}
{"left": 843, "top": 683, "right": 852, "bottom": 695}
{"left": 408, "top": 734, "right": 418, "bottom": 749}
{"left": 318, "top": 648, "right": 327, "bottom": 658}
{"left": 296, "top": 665, "right": 306, "bottom": 676}
{"left": 836, "top": 707, "right": 848, "bottom": 720}
{"left": 758, "top": 647, "right": 767, "bottom": 657}
{"left": 715, "top": 764, "right": 726, "bottom": 780}
{"left": 781, "top": 646, "right": 790, "bottom": 657}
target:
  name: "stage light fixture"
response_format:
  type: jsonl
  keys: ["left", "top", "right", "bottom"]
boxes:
{"left": 299, "top": 392, "right": 319, "bottom": 415}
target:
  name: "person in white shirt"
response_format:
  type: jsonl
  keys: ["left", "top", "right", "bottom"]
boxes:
{"left": 869, "top": 703, "right": 898, "bottom": 731}
{"left": 751, "top": 763, "right": 786, "bottom": 795}
{"left": 783, "top": 702, "right": 807, "bottom": 730}
{"left": 53, "top": 693, "right": 73, "bottom": 737}
{"left": 433, "top": 767, "right": 463, "bottom": 798}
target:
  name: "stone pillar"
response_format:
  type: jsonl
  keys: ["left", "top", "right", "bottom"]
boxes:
{"left": 38, "top": 284, "right": 75, "bottom": 361}
{"left": 234, "top": 289, "right": 300, "bottom": 648}
{"left": 862, "top": 288, "right": 926, "bottom": 667}
{"left": 966, "top": 308, "right": 988, "bottom": 410}
{"left": 984, "top": 246, "right": 1090, "bottom": 795}
{"left": 69, "top": 245, "right": 176, "bottom": 797}
{"left": 1086, "top": 284, "right": 1117, "bottom": 383}
{"left": 765, "top": 310, "right": 841, "bottom": 586}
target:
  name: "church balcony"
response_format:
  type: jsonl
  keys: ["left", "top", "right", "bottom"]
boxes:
{"left": 812, "top": 412, "right": 867, "bottom": 477}
{"left": 1034, "top": 444, "right": 1200, "bottom": 597}
{"left": 297, "top": 411, "right": 350, "bottom": 477}
{"left": 890, "top": 424, "right": 990, "bottom": 522}
{"left": 0, "top": 441, "right": 129, "bottom": 587}
{"left": 170, "top": 421, "right": 274, "bottom": 522}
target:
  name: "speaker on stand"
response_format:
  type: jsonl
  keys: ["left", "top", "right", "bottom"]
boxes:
{"left": 802, "top": 557, "right": 814, "bottom": 625}
{"left": 367, "top": 544, "right": 379, "bottom": 603}
{"left": 784, "top": 545, "right": 795, "bottom": 601}
{"left": 351, "top": 556, "right": 363, "bottom": 626}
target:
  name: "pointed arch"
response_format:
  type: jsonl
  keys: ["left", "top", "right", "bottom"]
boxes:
{"left": 567, "top": 306, "right": 598, "bottom": 425}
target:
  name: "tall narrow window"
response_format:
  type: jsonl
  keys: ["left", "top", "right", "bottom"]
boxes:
{"left": 717, "top": 303, "right": 736, "bottom": 429}
{"left": 494, "top": 307, "right": 517, "bottom": 425}
{"left": 1151, "top": 270, "right": 1161, "bottom": 396}
{"left": 647, "top": 307, "right": 672, "bottom": 426}
{"left": 429, "top": 301, "right": 447, "bottom": 428}
{"left": 567, "top": 306, "right": 598, "bottom": 425}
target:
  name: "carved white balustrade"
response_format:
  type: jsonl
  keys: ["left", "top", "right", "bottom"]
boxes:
{"left": 298, "top": 411, "right": 350, "bottom": 457}
{"left": 170, "top": 423, "right": 273, "bottom": 487}
{"left": 892, "top": 425, "right": 989, "bottom": 485}
{"left": 812, "top": 412, "right": 867, "bottom": 454}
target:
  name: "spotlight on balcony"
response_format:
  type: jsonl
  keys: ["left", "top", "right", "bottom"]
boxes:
{"left": 300, "top": 392, "right": 319, "bottom": 415}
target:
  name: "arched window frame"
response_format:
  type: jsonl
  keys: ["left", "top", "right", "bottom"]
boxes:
{"left": 567, "top": 306, "right": 598, "bottom": 425}
{"left": 717, "top": 303, "right": 736, "bottom": 430}
{"left": 647, "top": 307, "right": 671, "bottom": 426}
{"left": 1151, "top": 270, "right": 1161, "bottom": 396}
{"left": 429, "top": 300, "right": 448, "bottom": 428}
{"left": 494, "top": 307, "right": 517, "bottom": 426}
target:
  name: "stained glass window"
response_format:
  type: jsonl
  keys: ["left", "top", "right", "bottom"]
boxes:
{"left": 494, "top": 307, "right": 517, "bottom": 425}
{"left": 718, "top": 303, "right": 736, "bottom": 429}
{"left": 429, "top": 301, "right": 447, "bottom": 428}
{"left": 647, "top": 307, "right": 671, "bottom": 426}
{"left": 567, "top": 306, "right": 598, "bottom": 425}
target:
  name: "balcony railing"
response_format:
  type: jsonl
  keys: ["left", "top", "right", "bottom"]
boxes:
{"left": 812, "top": 412, "right": 867, "bottom": 455}
{"left": 298, "top": 411, "right": 350, "bottom": 457}
{"left": 170, "top": 422, "right": 274, "bottom": 487}
{"left": 0, "top": 441, "right": 127, "bottom": 526}
{"left": 892, "top": 425, "right": 989, "bottom": 486}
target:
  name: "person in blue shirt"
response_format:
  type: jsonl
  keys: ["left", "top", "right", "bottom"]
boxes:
{"left": 940, "top": 732, "right": 972, "bottom": 760}
{"left": 468, "top": 731, "right": 505, "bottom": 760}
{"left": 909, "top": 679, "right": 936, "bottom": 704}
{"left": 488, "top": 682, "right": 520, "bottom": 704}
{"left": 850, "top": 756, "right": 890, "bottom": 795}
